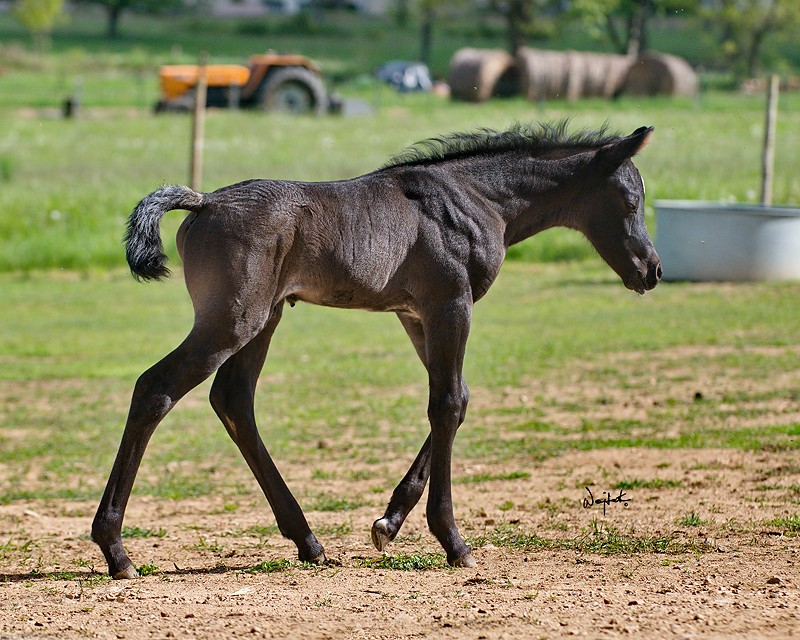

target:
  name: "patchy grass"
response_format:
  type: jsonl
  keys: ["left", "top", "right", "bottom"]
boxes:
{"left": 357, "top": 552, "right": 449, "bottom": 571}
{"left": 3, "top": 263, "right": 800, "bottom": 508}
{"left": 764, "top": 515, "right": 800, "bottom": 535}
{"left": 454, "top": 471, "right": 531, "bottom": 485}
{"left": 136, "top": 563, "right": 159, "bottom": 576}
{"left": 189, "top": 537, "right": 226, "bottom": 554}
{"left": 307, "top": 494, "right": 365, "bottom": 512}
{"left": 676, "top": 512, "right": 708, "bottom": 527}
{"left": 315, "top": 522, "right": 353, "bottom": 537}
{"left": 615, "top": 479, "right": 684, "bottom": 491}
{"left": 0, "top": 537, "right": 34, "bottom": 560}
{"left": 247, "top": 559, "right": 295, "bottom": 574}
{"left": 470, "top": 522, "right": 713, "bottom": 555}
{"left": 231, "top": 524, "right": 281, "bottom": 540}
{"left": 121, "top": 526, "right": 167, "bottom": 539}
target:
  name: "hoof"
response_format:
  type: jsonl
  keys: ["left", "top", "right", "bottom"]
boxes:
{"left": 308, "top": 551, "right": 327, "bottom": 565}
{"left": 449, "top": 553, "right": 477, "bottom": 568}
{"left": 370, "top": 518, "right": 393, "bottom": 552}
{"left": 112, "top": 564, "right": 140, "bottom": 580}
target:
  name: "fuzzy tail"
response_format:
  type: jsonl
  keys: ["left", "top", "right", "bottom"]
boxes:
{"left": 124, "top": 185, "right": 205, "bottom": 281}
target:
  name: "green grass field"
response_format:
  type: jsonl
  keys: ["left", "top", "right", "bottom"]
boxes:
{"left": 1, "top": 92, "right": 799, "bottom": 271}
{"left": 2, "top": 262, "right": 799, "bottom": 505}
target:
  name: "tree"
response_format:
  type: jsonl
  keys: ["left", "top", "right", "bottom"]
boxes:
{"left": 706, "top": 0, "right": 800, "bottom": 77}
{"left": 12, "top": 0, "right": 65, "bottom": 51}
{"left": 490, "top": 0, "right": 556, "bottom": 54}
{"left": 569, "top": 0, "right": 698, "bottom": 58}
{"left": 419, "top": 0, "right": 435, "bottom": 65}
{"left": 413, "top": 0, "right": 467, "bottom": 67}
{"left": 75, "top": 0, "right": 181, "bottom": 39}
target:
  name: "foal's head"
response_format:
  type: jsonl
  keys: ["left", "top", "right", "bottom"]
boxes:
{"left": 575, "top": 126, "right": 661, "bottom": 294}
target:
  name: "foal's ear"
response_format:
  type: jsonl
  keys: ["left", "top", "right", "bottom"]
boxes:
{"left": 596, "top": 126, "right": 654, "bottom": 175}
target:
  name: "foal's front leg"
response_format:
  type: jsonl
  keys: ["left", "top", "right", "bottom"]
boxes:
{"left": 372, "top": 313, "right": 470, "bottom": 554}
{"left": 422, "top": 299, "right": 475, "bottom": 567}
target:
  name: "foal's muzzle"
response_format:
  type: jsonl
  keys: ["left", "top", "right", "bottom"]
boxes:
{"left": 629, "top": 257, "right": 662, "bottom": 294}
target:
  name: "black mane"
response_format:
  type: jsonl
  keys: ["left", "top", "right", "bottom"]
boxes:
{"left": 383, "top": 120, "right": 620, "bottom": 169}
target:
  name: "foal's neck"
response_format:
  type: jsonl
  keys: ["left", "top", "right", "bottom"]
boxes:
{"left": 471, "top": 150, "right": 593, "bottom": 248}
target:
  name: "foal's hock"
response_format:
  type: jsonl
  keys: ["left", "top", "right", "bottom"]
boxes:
{"left": 92, "top": 122, "right": 660, "bottom": 578}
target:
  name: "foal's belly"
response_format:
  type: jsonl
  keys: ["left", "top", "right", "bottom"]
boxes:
{"left": 285, "top": 284, "right": 415, "bottom": 314}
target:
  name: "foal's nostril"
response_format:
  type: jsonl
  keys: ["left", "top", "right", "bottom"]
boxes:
{"left": 644, "top": 261, "right": 662, "bottom": 290}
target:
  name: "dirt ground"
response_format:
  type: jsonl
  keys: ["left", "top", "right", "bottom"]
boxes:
{"left": 1, "top": 444, "right": 798, "bottom": 640}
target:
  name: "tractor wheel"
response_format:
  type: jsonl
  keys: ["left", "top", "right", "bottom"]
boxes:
{"left": 259, "top": 67, "right": 328, "bottom": 115}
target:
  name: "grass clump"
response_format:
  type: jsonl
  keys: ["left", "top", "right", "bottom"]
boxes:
{"left": 136, "top": 563, "right": 159, "bottom": 576}
{"left": 615, "top": 478, "right": 683, "bottom": 490}
{"left": 238, "top": 524, "right": 281, "bottom": 538}
{"left": 470, "top": 523, "right": 551, "bottom": 552}
{"left": 358, "top": 552, "right": 448, "bottom": 571}
{"left": 247, "top": 559, "right": 295, "bottom": 574}
{"left": 307, "top": 494, "right": 364, "bottom": 512}
{"left": 676, "top": 512, "right": 708, "bottom": 527}
{"left": 470, "top": 522, "right": 712, "bottom": 555}
{"left": 454, "top": 470, "right": 530, "bottom": 485}
{"left": 121, "top": 526, "right": 167, "bottom": 539}
{"left": 764, "top": 514, "right": 800, "bottom": 535}
{"left": 315, "top": 522, "right": 352, "bottom": 536}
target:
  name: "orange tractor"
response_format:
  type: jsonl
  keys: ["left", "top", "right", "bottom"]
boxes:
{"left": 155, "top": 53, "right": 328, "bottom": 115}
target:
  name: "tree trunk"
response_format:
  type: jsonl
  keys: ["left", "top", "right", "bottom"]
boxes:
{"left": 506, "top": 0, "right": 532, "bottom": 54}
{"left": 746, "top": 28, "right": 766, "bottom": 78}
{"left": 107, "top": 5, "right": 122, "bottom": 39}
{"left": 394, "top": 0, "right": 410, "bottom": 27}
{"left": 605, "top": 15, "right": 625, "bottom": 54}
{"left": 419, "top": 4, "right": 434, "bottom": 66}
{"left": 626, "top": 4, "right": 648, "bottom": 58}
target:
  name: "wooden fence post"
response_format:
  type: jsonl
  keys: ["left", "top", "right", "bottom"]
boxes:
{"left": 190, "top": 52, "right": 208, "bottom": 191}
{"left": 760, "top": 74, "right": 779, "bottom": 206}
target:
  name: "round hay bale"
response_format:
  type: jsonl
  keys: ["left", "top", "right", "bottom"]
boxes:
{"left": 618, "top": 52, "right": 698, "bottom": 97}
{"left": 569, "top": 52, "right": 633, "bottom": 99}
{"left": 448, "top": 48, "right": 519, "bottom": 102}
{"left": 516, "top": 48, "right": 569, "bottom": 101}
{"left": 516, "top": 48, "right": 631, "bottom": 101}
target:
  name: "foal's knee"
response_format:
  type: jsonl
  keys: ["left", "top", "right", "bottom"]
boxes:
{"left": 428, "top": 383, "right": 468, "bottom": 431}
{"left": 458, "top": 380, "right": 470, "bottom": 426}
{"left": 91, "top": 509, "right": 124, "bottom": 546}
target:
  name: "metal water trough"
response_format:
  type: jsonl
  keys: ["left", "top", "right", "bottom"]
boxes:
{"left": 655, "top": 200, "right": 800, "bottom": 281}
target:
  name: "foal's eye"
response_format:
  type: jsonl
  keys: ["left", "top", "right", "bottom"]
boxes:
{"left": 625, "top": 195, "right": 640, "bottom": 213}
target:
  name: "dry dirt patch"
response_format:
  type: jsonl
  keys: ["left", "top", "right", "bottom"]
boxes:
{"left": 2, "top": 344, "right": 798, "bottom": 638}
{"left": 1, "top": 447, "right": 797, "bottom": 640}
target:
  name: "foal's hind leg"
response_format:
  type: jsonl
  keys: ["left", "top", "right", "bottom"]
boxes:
{"left": 209, "top": 302, "right": 326, "bottom": 564}
{"left": 92, "top": 324, "right": 252, "bottom": 579}
{"left": 371, "top": 313, "right": 469, "bottom": 553}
